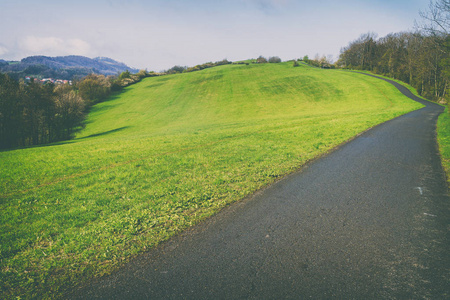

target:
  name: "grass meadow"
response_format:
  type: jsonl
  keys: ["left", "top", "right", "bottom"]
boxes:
{"left": 0, "top": 62, "right": 423, "bottom": 298}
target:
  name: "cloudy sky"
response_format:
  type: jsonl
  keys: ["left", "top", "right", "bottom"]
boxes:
{"left": 0, "top": 0, "right": 430, "bottom": 71}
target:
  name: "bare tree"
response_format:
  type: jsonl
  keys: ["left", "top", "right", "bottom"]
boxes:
{"left": 54, "top": 85, "right": 85, "bottom": 139}
{"left": 327, "top": 55, "right": 334, "bottom": 64}
{"left": 419, "top": 0, "right": 449, "bottom": 104}
{"left": 419, "top": 0, "right": 450, "bottom": 35}
{"left": 337, "top": 32, "right": 378, "bottom": 70}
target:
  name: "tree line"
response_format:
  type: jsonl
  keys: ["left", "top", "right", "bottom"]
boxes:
{"left": 0, "top": 69, "right": 152, "bottom": 149}
{"left": 163, "top": 57, "right": 283, "bottom": 75}
{"left": 337, "top": 31, "right": 448, "bottom": 102}
{"left": 302, "top": 55, "right": 335, "bottom": 69}
{"left": 337, "top": 0, "right": 449, "bottom": 103}
{"left": 164, "top": 59, "right": 233, "bottom": 74}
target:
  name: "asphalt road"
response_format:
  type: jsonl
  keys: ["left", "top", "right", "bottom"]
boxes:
{"left": 71, "top": 74, "right": 449, "bottom": 299}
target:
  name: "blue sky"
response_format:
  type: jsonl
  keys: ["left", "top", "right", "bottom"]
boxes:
{"left": 0, "top": 0, "right": 430, "bottom": 71}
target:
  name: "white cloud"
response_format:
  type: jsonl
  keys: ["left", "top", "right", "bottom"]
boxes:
{"left": 20, "top": 36, "right": 90, "bottom": 56}
{"left": 66, "top": 39, "right": 91, "bottom": 55}
{"left": 0, "top": 45, "right": 8, "bottom": 56}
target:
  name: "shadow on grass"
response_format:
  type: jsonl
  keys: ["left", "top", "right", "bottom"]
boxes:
{"left": 0, "top": 92, "right": 132, "bottom": 153}
{"left": 0, "top": 137, "right": 78, "bottom": 152}
{"left": 82, "top": 92, "right": 126, "bottom": 126}
{"left": 76, "top": 127, "right": 130, "bottom": 140}
{"left": 0, "top": 126, "right": 131, "bottom": 152}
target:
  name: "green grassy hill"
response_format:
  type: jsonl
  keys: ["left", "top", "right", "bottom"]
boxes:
{"left": 0, "top": 62, "right": 423, "bottom": 298}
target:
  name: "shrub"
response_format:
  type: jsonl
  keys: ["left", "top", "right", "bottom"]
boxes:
{"left": 77, "top": 74, "right": 110, "bottom": 105}
{"left": 215, "top": 59, "right": 231, "bottom": 66}
{"left": 256, "top": 56, "right": 268, "bottom": 63}
{"left": 167, "top": 65, "right": 187, "bottom": 74}
{"left": 268, "top": 56, "right": 282, "bottom": 63}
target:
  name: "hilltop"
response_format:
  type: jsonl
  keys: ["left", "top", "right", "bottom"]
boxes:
{"left": 0, "top": 55, "right": 139, "bottom": 80}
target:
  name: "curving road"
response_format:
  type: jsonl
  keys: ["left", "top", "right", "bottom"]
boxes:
{"left": 71, "top": 74, "right": 449, "bottom": 299}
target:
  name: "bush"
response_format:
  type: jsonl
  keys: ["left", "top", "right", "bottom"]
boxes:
{"left": 268, "top": 56, "right": 282, "bottom": 63}
{"left": 166, "top": 65, "right": 187, "bottom": 74}
{"left": 77, "top": 74, "right": 110, "bottom": 105}
{"left": 215, "top": 59, "right": 231, "bottom": 66}
{"left": 136, "top": 69, "right": 149, "bottom": 79}
{"left": 256, "top": 56, "right": 268, "bottom": 63}
{"left": 118, "top": 70, "right": 131, "bottom": 80}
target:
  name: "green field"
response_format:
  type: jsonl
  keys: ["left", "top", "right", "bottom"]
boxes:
{"left": 0, "top": 62, "right": 423, "bottom": 298}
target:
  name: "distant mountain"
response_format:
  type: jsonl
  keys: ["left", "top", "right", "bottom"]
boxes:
{"left": 0, "top": 55, "right": 139, "bottom": 80}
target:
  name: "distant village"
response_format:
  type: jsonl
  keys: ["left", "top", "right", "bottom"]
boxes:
{"left": 25, "top": 76, "right": 72, "bottom": 85}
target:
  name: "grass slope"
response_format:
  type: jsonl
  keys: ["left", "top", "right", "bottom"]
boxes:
{"left": 438, "top": 108, "right": 450, "bottom": 186}
{"left": 0, "top": 62, "right": 423, "bottom": 298}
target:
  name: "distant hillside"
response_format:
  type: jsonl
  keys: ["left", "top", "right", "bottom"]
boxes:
{"left": 0, "top": 55, "right": 139, "bottom": 80}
